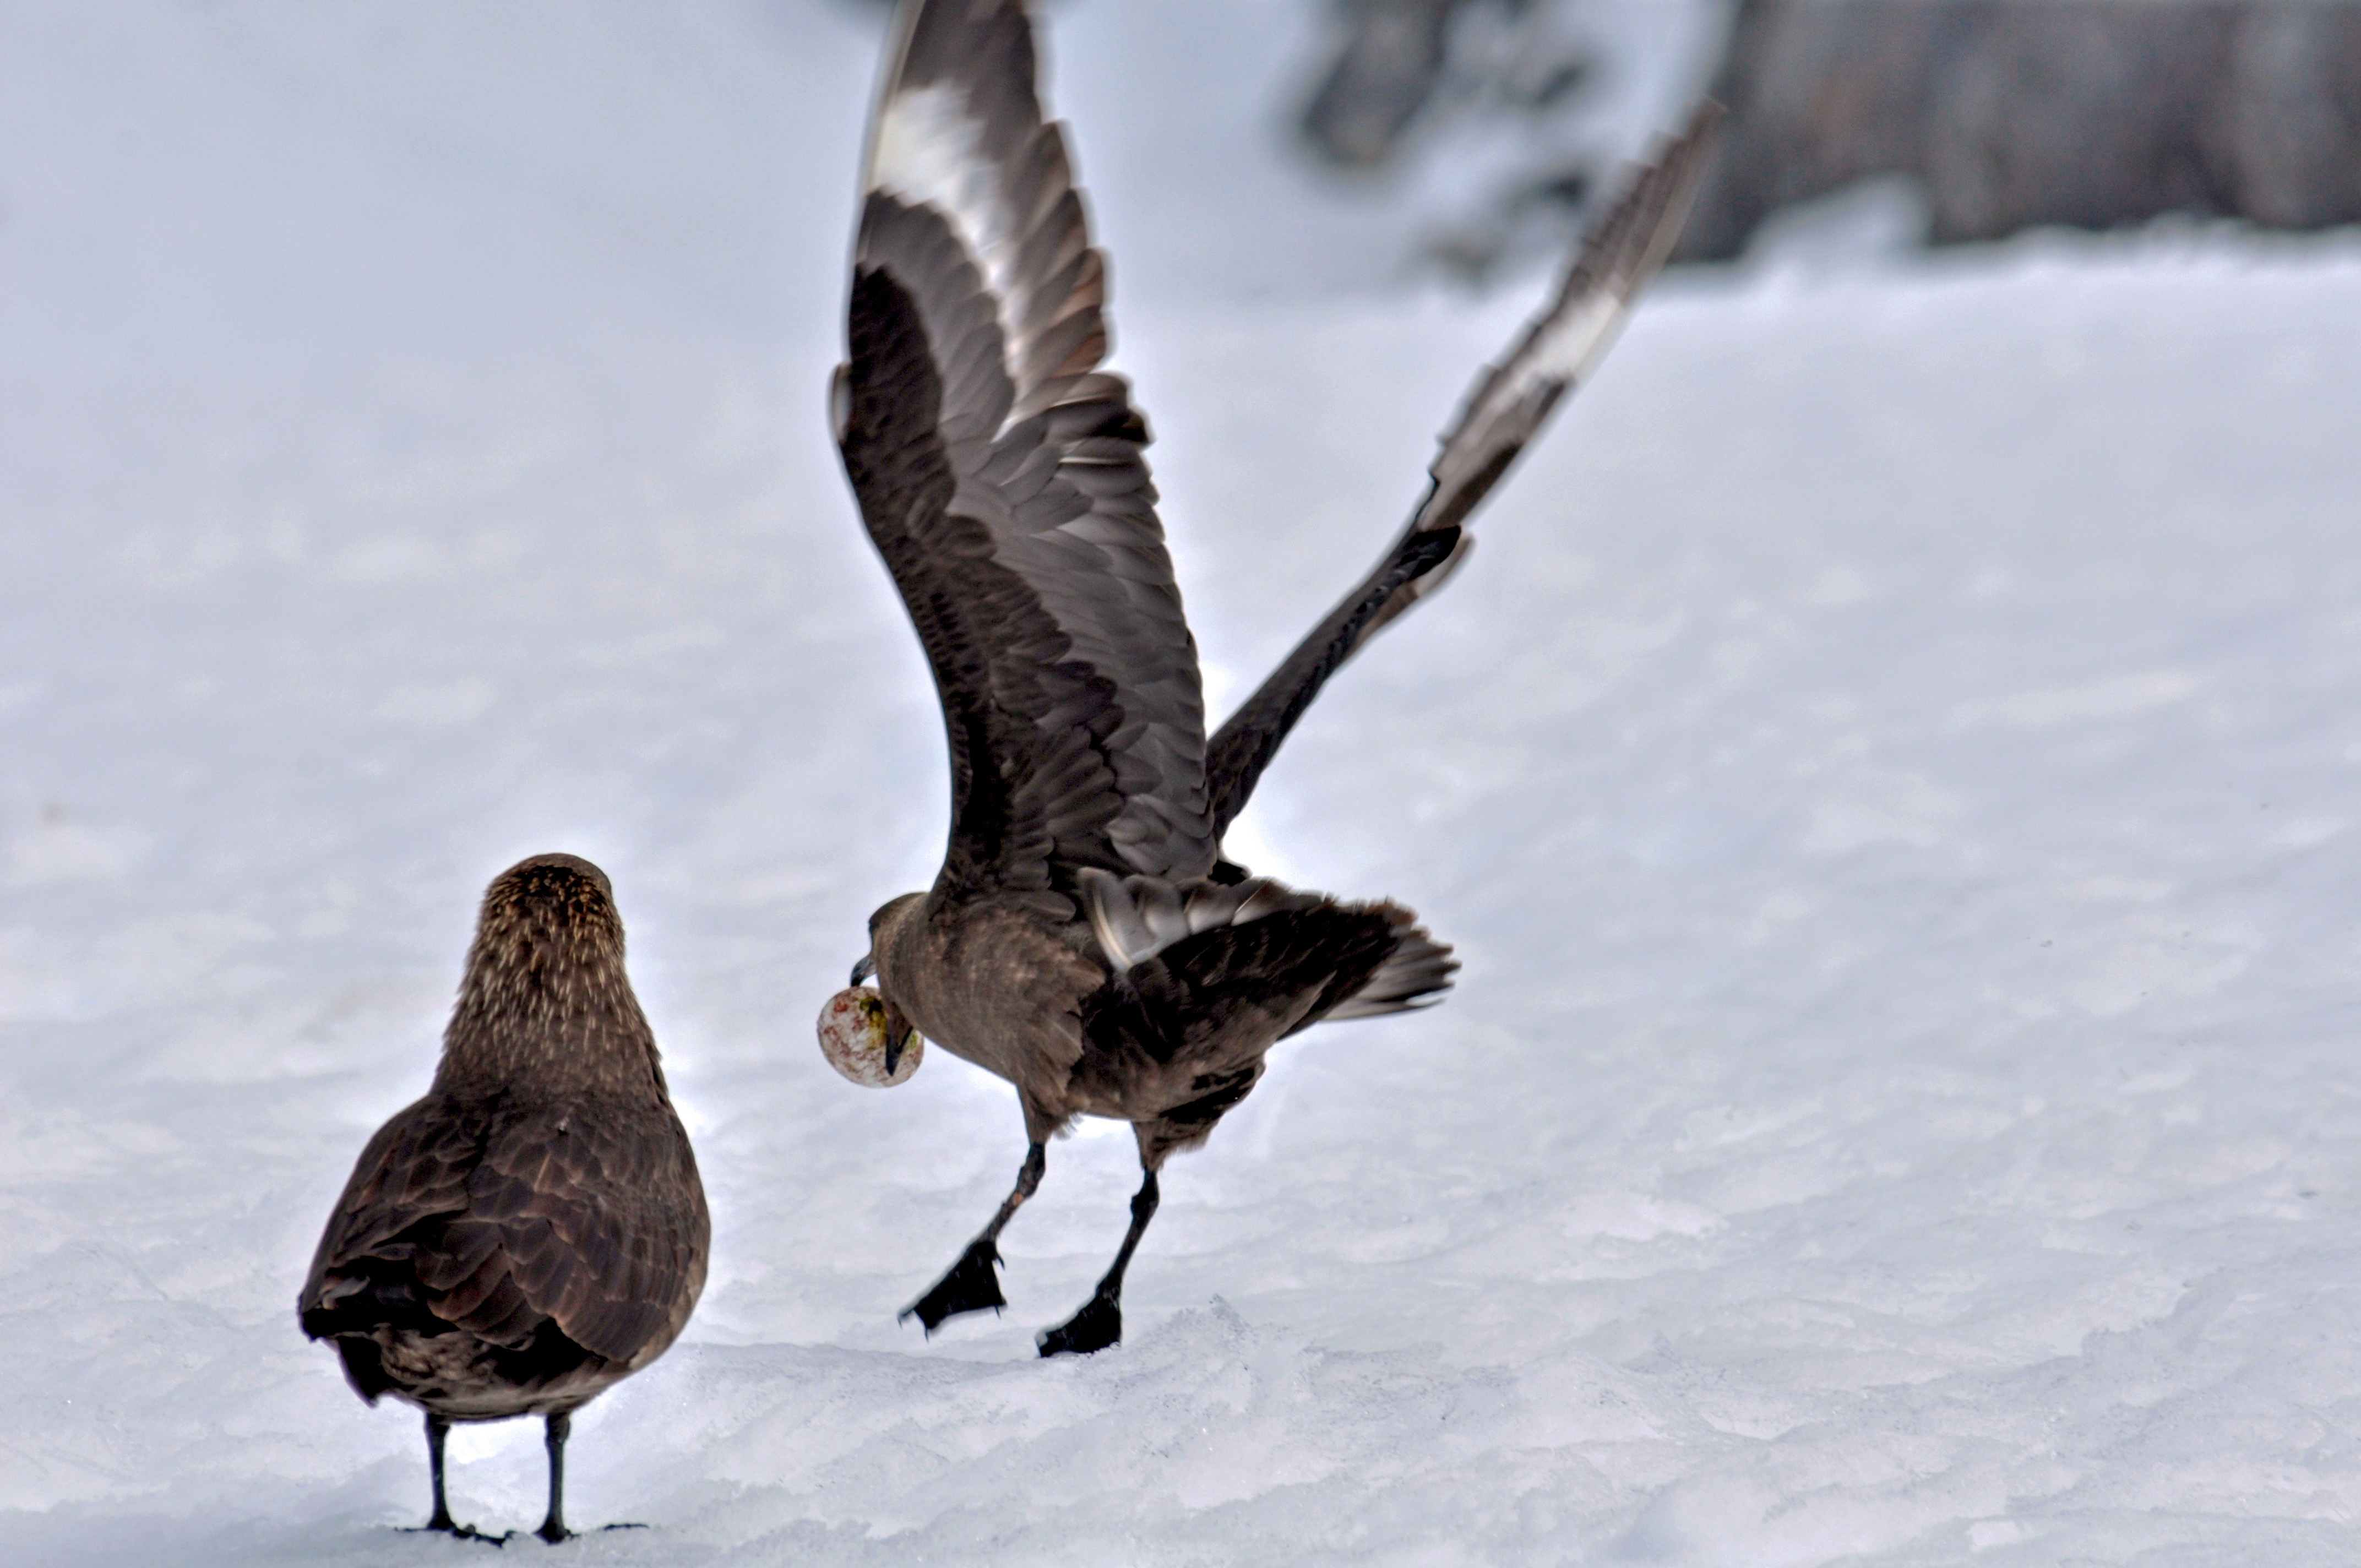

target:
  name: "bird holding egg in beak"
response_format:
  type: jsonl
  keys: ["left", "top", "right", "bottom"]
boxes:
{"left": 815, "top": 0, "right": 1716, "bottom": 1355}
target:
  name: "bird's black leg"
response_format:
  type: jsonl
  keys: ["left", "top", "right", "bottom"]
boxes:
{"left": 1038, "top": 1167, "right": 1160, "bottom": 1358}
{"left": 901, "top": 1142, "right": 1046, "bottom": 1333}
{"left": 425, "top": 1413, "right": 457, "bottom": 1532}
{"left": 407, "top": 1413, "right": 499, "bottom": 1542}
{"left": 536, "top": 1412, "right": 571, "bottom": 1544}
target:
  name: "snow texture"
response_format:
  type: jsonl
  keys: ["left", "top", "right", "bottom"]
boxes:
{"left": 6, "top": 3, "right": 2361, "bottom": 1565}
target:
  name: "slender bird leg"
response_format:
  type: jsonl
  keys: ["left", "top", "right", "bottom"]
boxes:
{"left": 901, "top": 1142, "right": 1047, "bottom": 1333}
{"left": 1037, "top": 1167, "right": 1160, "bottom": 1358}
{"left": 424, "top": 1413, "right": 456, "bottom": 1532}
{"left": 536, "top": 1412, "right": 572, "bottom": 1544}
{"left": 407, "top": 1413, "right": 500, "bottom": 1542}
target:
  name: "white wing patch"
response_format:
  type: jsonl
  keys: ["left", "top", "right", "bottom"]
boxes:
{"left": 869, "top": 81, "right": 1027, "bottom": 437}
{"left": 1412, "top": 105, "right": 1720, "bottom": 537}
{"left": 1423, "top": 284, "right": 1629, "bottom": 521}
{"left": 1521, "top": 286, "right": 1631, "bottom": 399}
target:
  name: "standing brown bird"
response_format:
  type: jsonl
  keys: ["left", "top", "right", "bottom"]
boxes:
{"left": 823, "top": 0, "right": 1715, "bottom": 1357}
{"left": 300, "top": 854, "right": 709, "bottom": 1543}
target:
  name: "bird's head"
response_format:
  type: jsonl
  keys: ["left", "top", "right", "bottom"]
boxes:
{"left": 472, "top": 852, "right": 623, "bottom": 965}
{"left": 816, "top": 893, "right": 924, "bottom": 1088}
{"left": 439, "top": 852, "right": 663, "bottom": 1094}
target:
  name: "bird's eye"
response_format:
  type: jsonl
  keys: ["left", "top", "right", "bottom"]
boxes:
{"left": 817, "top": 987, "right": 923, "bottom": 1087}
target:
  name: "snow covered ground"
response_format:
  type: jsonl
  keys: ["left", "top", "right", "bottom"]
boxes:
{"left": 8, "top": 3, "right": 2361, "bottom": 1564}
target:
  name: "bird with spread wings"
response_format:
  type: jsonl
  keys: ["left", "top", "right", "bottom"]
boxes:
{"left": 818, "top": 0, "right": 1717, "bottom": 1357}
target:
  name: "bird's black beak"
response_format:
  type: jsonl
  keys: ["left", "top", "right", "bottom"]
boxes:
{"left": 850, "top": 952, "right": 877, "bottom": 988}
{"left": 879, "top": 991, "right": 916, "bottom": 1079}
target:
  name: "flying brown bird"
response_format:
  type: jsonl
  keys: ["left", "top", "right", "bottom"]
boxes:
{"left": 822, "top": 0, "right": 1716, "bottom": 1357}
{"left": 300, "top": 853, "right": 708, "bottom": 1542}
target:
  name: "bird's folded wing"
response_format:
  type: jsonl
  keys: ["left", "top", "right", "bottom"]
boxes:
{"left": 839, "top": 0, "right": 1212, "bottom": 906}
{"left": 300, "top": 1095, "right": 475, "bottom": 1326}
{"left": 1205, "top": 103, "right": 1722, "bottom": 840}
{"left": 300, "top": 1097, "right": 709, "bottom": 1369}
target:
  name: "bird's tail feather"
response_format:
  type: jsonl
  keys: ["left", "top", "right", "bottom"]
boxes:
{"left": 1320, "top": 908, "right": 1456, "bottom": 1022}
{"left": 1079, "top": 867, "right": 1456, "bottom": 1028}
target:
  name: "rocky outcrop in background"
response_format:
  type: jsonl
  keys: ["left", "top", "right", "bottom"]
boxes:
{"left": 1295, "top": 0, "right": 2361, "bottom": 268}
{"left": 1301, "top": 0, "right": 1595, "bottom": 171}
{"left": 1680, "top": 0, "right": 2361, "bottom": 259}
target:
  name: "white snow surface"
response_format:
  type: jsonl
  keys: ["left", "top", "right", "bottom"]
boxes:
{"left": 8, "top": 3, "right": 2361, "bottom": 1565}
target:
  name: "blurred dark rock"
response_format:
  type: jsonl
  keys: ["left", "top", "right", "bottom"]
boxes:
{"left": 1300, "top": 0, "right": 1596, "bottom": 171}
{"left": 1298, "top": 0, "right": 1608, "bottom": 279}
{"left": 1302, "top": 0, "right": 1476, "bottom": 167}
{"left": 1679, "top": 0, "right": 2361, "bottom": 259}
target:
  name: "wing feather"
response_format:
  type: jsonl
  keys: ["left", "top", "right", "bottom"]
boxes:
{"left": 299, "top": 1095, "right": 709, "bottom": 1371}
{"left": 1204, "top": 104, "right": 1722, "bottom": 840}
{"left": 842, "top": 0, "right": 1212, "bottom": 900}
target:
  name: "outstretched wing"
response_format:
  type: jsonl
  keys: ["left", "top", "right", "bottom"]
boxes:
{"left": 839, "top": 0, "right": 1212, "bottom": 909}
{"left": 1204, "top": 104, "right": 1722, "bottom": 841}
{"left": 298, "top": 1095, "right": 710, "bottom": 1371}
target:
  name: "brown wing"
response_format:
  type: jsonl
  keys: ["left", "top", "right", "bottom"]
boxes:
{"left": 839, "top": 0, "right": 1212, "bottom": 910}
{"left": 298, "top": 1093, "right": 709, "bottom": 1368}
{"left": 1204, "top": 103, "right": 1722, "bottom": 841}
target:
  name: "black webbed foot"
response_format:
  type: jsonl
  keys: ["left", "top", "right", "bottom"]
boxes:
{"left": 900, "top": 1238, "right": 1007, "bottom": 1333}
{"left": 404, "top": 1522, "right": 510, "bottom": 1548}
{"left": 530, "top": 1520, "right": 647, "bottom": 1543}
{"left": 1036, "top": 1291, "right": 1122, "bottom": 1357}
